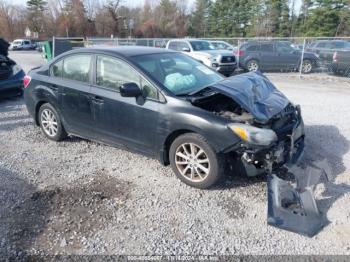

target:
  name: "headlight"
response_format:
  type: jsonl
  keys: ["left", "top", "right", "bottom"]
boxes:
{"left": 12, "top": 64, "right": 22, "bottom": 75}
{"left": 229, "top": 123, "right": 277, "bottom": 146}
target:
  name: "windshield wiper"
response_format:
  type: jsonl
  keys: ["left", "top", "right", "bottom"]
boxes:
{"left": 188, "top": 86, "right": 213, "bottom": 96}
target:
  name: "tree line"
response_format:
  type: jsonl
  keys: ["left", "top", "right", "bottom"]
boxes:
{"left": 0, "top": 0, "right": 349, "bottom": 41}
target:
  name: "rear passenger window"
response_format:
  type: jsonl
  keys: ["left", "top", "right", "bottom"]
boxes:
{"left": 50, "top": 60, "right": 63, "bottom": 77}
{"left": 62, "top": 55, "right": 92, "bottom": 83}
{"left": 178, "top": 42, "right": 190, "bottom": 51}
{"left": 260, "top": 44, "right": 273, "bottom": 52}
{"left": 168, "top": 42, "right": 179, "bottom": 51}
{"left": 247, "top": 45, "right": 258, "bottom": 51}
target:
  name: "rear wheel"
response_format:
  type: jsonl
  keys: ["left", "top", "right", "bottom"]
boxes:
{"left": 246, "top": 60, "right": 260, "bottom": 72}
{"left": 38, "top": 103, "right": 67, "bottom": 141}
{"left": 301, "top": 59, "right": 313, "bottom": 74}
{"left": 169, "top": 133, "right": 223, "bottom": 189}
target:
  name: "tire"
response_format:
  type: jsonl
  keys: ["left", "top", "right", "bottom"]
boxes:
{"left": 169, "top": 133, "right": 224, "bottom": 189}
{"left": 246, "top": 60, "right": 260, "bottom": 72}
{"left": 38, "top": 103, "right": 67, "bottom": 141}
{"left": 301, "top": 59, "right": 313, "bottom": 74}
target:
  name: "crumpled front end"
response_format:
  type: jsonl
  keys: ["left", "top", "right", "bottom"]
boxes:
{"left": 231, "top": 103, "right": 305, "bottom": 177}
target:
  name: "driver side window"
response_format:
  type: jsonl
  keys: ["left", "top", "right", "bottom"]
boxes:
{"left": 96, "top": 55, "right": 159, "bottom": 100}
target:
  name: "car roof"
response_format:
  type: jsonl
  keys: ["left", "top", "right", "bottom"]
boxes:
{"left": 62, "top": 46, "right": 177, "bottom": 58}
{"left": 209, "top": 40, "right": 228, "bottom": 43}
{"left": 169, "top": 39, "right": 209, "bottom": 42}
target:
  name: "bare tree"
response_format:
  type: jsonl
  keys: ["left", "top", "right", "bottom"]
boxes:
{"left": 0, "top": 1, "right": 26, "bottom": 40}
{"left": 106, "top": 0, "right": 123, "bottom": 36}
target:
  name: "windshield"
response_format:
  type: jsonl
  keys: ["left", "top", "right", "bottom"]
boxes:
{"left": 190, "top": 41, "right": 215, "bottom": 51}
{"left": 132, "top": 53, "right": 224, "bottom": 96}
{"left": 13, "top": 41, "right": 22, "bottom": 45}
{"left": 212, "top": 42, "right": 230, "bottom": 50}
{"left": 335, "top": 41, "right": 350, "bottom": 49}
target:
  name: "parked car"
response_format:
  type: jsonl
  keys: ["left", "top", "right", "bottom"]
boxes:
{"left": 236, "top": 41, "right": 319, "bottom": 73}
{"left": 306, "top": 40, "right": 350, "bottom": 64}
{"left": 330, "top": 50, "right": 350, "bottom": 76}
{"left": 0, "top": 38, "right": 25, "bottom": 98}
{"left": 24, "top": 47, "right": 304, "bottom": 189}
{"left": 9, "top": 39, "right": 36, "bottom": 51}
{"left": 166, "top": 39, "right": 236, "bottom": 76}
{"left": 208, "top": 40, "right": 235, "bottom": 51}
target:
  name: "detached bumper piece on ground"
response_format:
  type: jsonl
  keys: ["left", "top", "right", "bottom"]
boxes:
{"left": 267, "top": 159, "right": 332, "bottom": 237}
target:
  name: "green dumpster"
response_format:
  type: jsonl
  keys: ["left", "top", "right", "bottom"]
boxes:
{"left": 42, "top": 41, "right": 53, "bottom": 61}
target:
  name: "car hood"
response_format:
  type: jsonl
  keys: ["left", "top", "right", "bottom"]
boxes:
{"left": 209, "top": 72, "right": 290, "bottom": 122}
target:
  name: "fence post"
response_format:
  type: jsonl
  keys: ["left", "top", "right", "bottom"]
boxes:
{"left": 299, "top": 38, "right": 306, "bottom": 78}
{"left": 236, "top": 39, "right": 240, "bottom": 72}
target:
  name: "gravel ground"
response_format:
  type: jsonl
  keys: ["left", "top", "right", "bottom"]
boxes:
{"left": 0, "top": 51, "right": 350, "bottom": 256}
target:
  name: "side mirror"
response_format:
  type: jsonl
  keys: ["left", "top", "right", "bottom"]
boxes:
{"left": 182, "top": 47, "right": 190, "bottom": 52}
{"left": 120, "top": 82, "right": 142, "bottom": 98}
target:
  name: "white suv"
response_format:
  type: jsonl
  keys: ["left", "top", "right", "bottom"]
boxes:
{"left": 9, "top": 39, "right": 35, "bottom": 51}
{"left": 166, "top": 39, "right": 236, "bottom": 76}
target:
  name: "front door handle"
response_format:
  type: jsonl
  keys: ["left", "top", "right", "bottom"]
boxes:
{"left": 91, "top": 95, "right": 104, "bottom": 104}
{"left": 49, "top": 84, "right": 58, "bottom": 91}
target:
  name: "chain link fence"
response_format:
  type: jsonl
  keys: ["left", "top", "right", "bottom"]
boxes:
{"left": 85, "top": 37, "right": 350, "bottom": 78}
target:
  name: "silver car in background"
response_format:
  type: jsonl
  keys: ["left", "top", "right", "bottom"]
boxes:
{"left": 166, "top": 39, "right": 237, "bottom": 76}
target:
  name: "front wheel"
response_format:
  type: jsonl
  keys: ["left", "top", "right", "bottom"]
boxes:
{"left": 301, "top": 59, "right": 313, "bottom": 74}
{"left": 169, "top": 133, "right": 223, "bottom": 189}
{"left": 38, "top": 103, "right": 67, "bottom": 141}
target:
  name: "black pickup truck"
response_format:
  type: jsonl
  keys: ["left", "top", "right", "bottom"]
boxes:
{"left": 331, "top": 50, "right": 350, "bottom": 76}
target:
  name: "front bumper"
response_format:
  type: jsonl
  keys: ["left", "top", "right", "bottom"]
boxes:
{"left": 237, "top": 118, "right": 305, "bottom": 177}
{"left": 214, "top": 63, "right": 237, "bottom": 75}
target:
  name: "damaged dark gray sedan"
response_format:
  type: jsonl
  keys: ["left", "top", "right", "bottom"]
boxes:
{"left": 24, "top": 47, "right": 304, "bottom": 189}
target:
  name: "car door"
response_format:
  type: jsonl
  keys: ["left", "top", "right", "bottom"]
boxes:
{"left": 23, "top": 41, "right": 31, "bottom": 50}
{"left": 275, "top": 42, "right": 299, "bottom": 70}
{"left": 322, "top": 41, "right": 335, "bottom": 63}
{"left": 258, "top": 43, "right": 276, "bottom": 70}
{"left": 315, "top": 41, "right": 327, "bottom": 61}
{"left": 89, "top": 55, "right": 162, "bottom": 155}
{"left": 53, "top": 54, "right": 96, "bottom": 137}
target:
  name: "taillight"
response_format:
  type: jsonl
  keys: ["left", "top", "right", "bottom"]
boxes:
{"left": 333, "top": 52, "right": 338, "bottom": 62}
{"left": 234, "top": 50, "right": 244, "bottom": 57}
{"left": 23, "top": 75, "right": 31, "bottom": 88}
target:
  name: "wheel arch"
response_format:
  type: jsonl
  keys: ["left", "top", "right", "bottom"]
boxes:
{"left": 161, "top": 129, "right": 196, "bottom": 166}
{"left": 34, "top": 100, "right": 49, "bottom": 126}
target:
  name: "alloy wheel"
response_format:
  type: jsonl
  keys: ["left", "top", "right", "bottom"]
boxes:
{"left": 248, "top": 61, "right": 259, "bottom": 72}
{"left": 41, "top": 109, "right": 58, "bottom": 137}
{"left": 175, "top": 143, "right": 210, "bottom": 182}
{"left": 302, "top": 61, "right": 312, "bottom": 73}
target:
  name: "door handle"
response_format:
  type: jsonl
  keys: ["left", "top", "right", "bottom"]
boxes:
{"left": 49, "top": 84, "right": 58, "bottom": 91}
{"left": 91, "top": 95, "right": 104, "bottom": 104}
